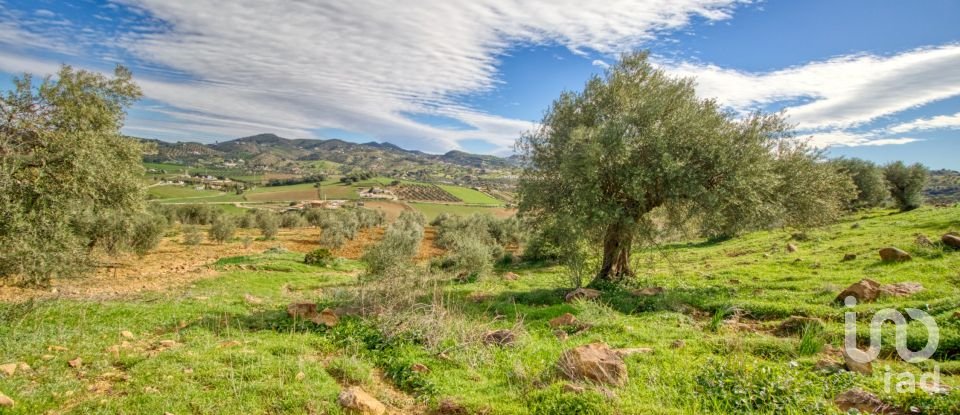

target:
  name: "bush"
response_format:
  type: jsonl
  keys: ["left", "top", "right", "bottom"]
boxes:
{"left": 208, "top": 216, "right": 236, "bottom": 243}
{"left": 256, "top": 211, "right": 279, "bottom": 240}
{"left": 129, "top": 213, "right": 167, "bottom": 255}
{"left": 831, "top": 157, "right": 889, "bottom": 209}
{"left": 362, "top": 212, "right": 424, "bottom": 277}
{"left": 182, "top": 225, "right": 203, "bottom": 245}
{"left": 171, "top": 204, "right": 221, "bottom": 225}
{"left": 236, "top": 212, "right": 255, "bottom": 229}
{"left": 884, "top": 161, "right": 929, "bottom": 211}
{"left": 279, "top": 212, "right": 306, "bottom": 228}
{"left": 304, "top": 248, "right": 334, "bottom": 266}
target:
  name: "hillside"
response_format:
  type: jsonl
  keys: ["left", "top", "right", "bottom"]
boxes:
{"left": 2, "top": 206, "right": 959, "bottom": 413}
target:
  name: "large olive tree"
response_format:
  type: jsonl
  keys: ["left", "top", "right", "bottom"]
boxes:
{"left": 0, "top": 65, "right": 145, "bottom": 284}
{"left": 517, "top": 52, "right": 853, "bottom": 284}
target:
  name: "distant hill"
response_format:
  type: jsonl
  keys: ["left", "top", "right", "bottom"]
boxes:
{"left": 143, "top": 133, "right": 519, "bottom": 172}
{"left": 926, "top": 169, "right": 960, "bottom": 205}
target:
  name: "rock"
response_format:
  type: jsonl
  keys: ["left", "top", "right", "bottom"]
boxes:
{"left": 0, "top": 391, "right": 13, "bottom": 407}
{"left": 549, "top": 313, "right": 578, "bottom": 328}
{"left": 613, "top": 347, "right": 653, "bottom": 357}
{"left": 502, "top": 272, "right": 519, "bottom": 281}
{"left": 786, "top": 243, "right": 798, "bottom": 253}
{"left": 16, "top": 363, "right": 30, "bottom": 373}
{"left": 482, "top": 329, "right": 515, "bottom": 346}
{"left": 243, "top": 293, "right": 264, "bottom": 305}
{"left": 814, "top": 359, "right": 844, "bottom": 374}
{"left": 670, "top": 340, "right": 685, "bottom": 349}
{"left": 338, "top": 386, "right": 386, "bottom": 415}
{"left": 631, "top": 287, "right": 664, "bottom": 296}
{"left": 41, "top": 354, "right": 54, "bottom": 361}
{"left": 841, "top": 253, "right": 857, "bottom": 262}
{"left": 557, "top": 343, "right": 628, "bottom": 386}
{"left": 553, "top": 330, "right": 569, "bottom": 341}
{"left": 774, "top": 316, "right": 825, "bottom": 337}
{"left": 68, "top": 357, "right": 82, "bottom": 368}
{"left": 942, "top": 233, "right": 960, "bottom": 249}
{"left": 159, "top": 340, "right": 178, "bottom": 348}
{"left": 835, "top": 389, "right": 900, "bottom": 414}
{"left": 565, "top": 288, "right": 601, "bottom": 302}
{"left": 915, "top": 234, "right": 933, "bottom": 247}
{"left": 835, "top": 278, "right": 883, "bottom": 303}
{"left": 562, "top": 383, "right": 585, "bottom": 394}
{"left": 318, "top": 308, "right": 340, "bottom": 327}
{"left": 410, "top": 363, "right": 430, "bottom": 374}
{"left": 879, "top": 247, "right": 911, "bottom": 262}
{"left": 0, "top": 363, "right": 16, "bottom": 377}
{"left": 295, "top": 371, "right": 305, "bottom": 381}
{"left": 843, "top": 348, "right": 873, "bottom": 375}
{"left": 436, "top": 398, "right": 468, "bottom": 415}
{"left": 851, "top": 223, "right": 861, "bottom": 229}
{"left": 121, "top": 330, "right": 135, "bottom": 339}
{"left": 880, "top": 282, "right": 924, "bottom": 297}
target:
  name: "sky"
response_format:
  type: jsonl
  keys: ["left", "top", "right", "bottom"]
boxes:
{"left": 1, "top": 1, "right": 959, "bottom": 168}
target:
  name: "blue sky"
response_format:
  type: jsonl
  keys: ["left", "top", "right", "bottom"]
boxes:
{"left": 1, "top": 0, "right": 959, "bottom": 168}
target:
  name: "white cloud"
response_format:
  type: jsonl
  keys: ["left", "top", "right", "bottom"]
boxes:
{"left": 802, "top": 130, "right": 921, "bottom": 148}
{"left": 662, "top": 45, "right": 960, "bottom": 131}
{"left": 3, "top": 0, "right": 743, "bottom": 153}
{"left": 888, "top": 112, "right": 960, "bottom": 133}
{"left": 592, "top": 59, "right": 610, "bottom": 68}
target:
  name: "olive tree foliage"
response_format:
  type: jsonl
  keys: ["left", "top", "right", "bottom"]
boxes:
{"left": 0, "top": 66, "right": 146, "bottom": 284}
{"left": 883, "top": 161, "right": 928, "bottom": 211}
{"left": 830, "top": 157, "right": 889, "bottom": 209}
{"left": 516, "top": 52, "right": 854, "bottom": 284}
{"left": 362, "top": 210, "right": 425, "bottom": 278}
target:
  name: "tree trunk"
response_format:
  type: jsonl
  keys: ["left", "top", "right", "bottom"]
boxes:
{"left": 595, "top": 222, "right": 634, "bottom": 283}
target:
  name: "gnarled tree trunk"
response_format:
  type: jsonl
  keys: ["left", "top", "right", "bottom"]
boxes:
{"left": 595, "top": 222, "right": 634, "bottom": 283}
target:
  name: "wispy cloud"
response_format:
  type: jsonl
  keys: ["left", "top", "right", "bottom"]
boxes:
{"left": 888, "top": 112, "right": 960, "bottom": 133}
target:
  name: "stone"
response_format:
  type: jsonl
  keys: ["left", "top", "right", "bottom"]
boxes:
{"left": 879, "top": 247, "right": 912, "bottom": 262}
{"left": 915, "top": 234, "right": 933, "bottom": 247}
{"left": 613, "top": 347, "right": 653, "bottom": 357}
{"left": 564, "top": 288, "right": 601, "bottom": 302}
{"left": 436, "top": 398, "right": 468, "bottom": 415}
{"left": 774, "top": 316, "right": 825, "bottom": 337}
{"left": 814, "top": 359, "right": 844, "bottom": 374}
{"left": 0, "top": 363, "right": 16, "bottom": 377}
{"left": 159, "top": 340, "right": 178, "bottom": 348}
{"left": 68, "top": 357, "right": 82, "bottom": 368}
{"left": 880, "top": 282, "right": 924, "bottom": 297}
{"left": 287, "top": 302, "right": 336, "bottom": 326}
{"left": 842, "top": 348, "right": 873, "bottom": 375}
{"left": 835, "top": 278, "right": 883, "bottom": 303}
{"left": 16, "top": 363, "right": 30, "bottom": 373}
{"left": 553, "top": 330, "right": 569, "bottom": 341}
{"left": 410, "top": 363, "right": 430, "bottom": 374}
{"left": 557, "top": 343, "right": 628, "bottom": 386}
{"left": 670, "top": 340, "right": 685, "bottom": 349}
{"left": 631, "top": 287, "right": 665, "bottom": 296}
{"left": 851, "top": 223, "right": 861, "bottom": 229}
{"left": 786, "top": 243, "right": 798, "bottom": 253}
{"left": 841, "top": 253, "right": 857, "bottom": 262}
{"left": 942, "top": 233, "right": 960, "bottom": 249}
{"left": 338, "top": 386, "right": 386, "bottom": 415}
{"left": 482, "top": 329, "right": 515, "bottom": 346}
{"left": 0, "top": 391, "right": 13, "bottom": 407}
{"left": 295, "top": 371, "right": 305, "bottom": 381}
{"left": 121, "top": 330, "right": 135, "bottom": 339}
{"left": 318, "top": 308, "right": 340, "bottom": 327}
{"left": 243, "top": 293, "right": 264, "bottom": 305}
{"left": 549, "top": 313, "right": 578, "bottom": 328}
{"left": 502, "top": 272, "right": 519, "bottom": 281}
{"left": 835, "top": 389, "right": 900, "bottom": 414}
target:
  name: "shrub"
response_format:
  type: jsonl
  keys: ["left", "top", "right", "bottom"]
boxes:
{"left": 362, "top": 212, "right": 424, "bottom": 277}
{"left": 884, "top": 161, "right": 929, "bottom": 211}
{"left": 129, "top": 213, "right": 167, "bottom": 255}
{"left": 235, "top": 212, "right": 256, "bottom": 229}
{"left": 171, "top": 204, "right": 221, "bottom": 225}
{"left": 304, "top": 248, "right": 334, "bottom": 266}
{"left": 256, "top": 211, "right": 279, "bottom": 240}
{"left": 831, "top": 157, "right": 889, "bottom": 209}
{"left": 280, "top": 212, "right": 306, "bottom": 228}
{"left": 527, "top": 383, "right": 607, "bottom": 415}
{"left": 182, "top": 225, "right": 203, "bottom": 245}
{"left": 208, "top": 216, "right": 236, "bottom": 244}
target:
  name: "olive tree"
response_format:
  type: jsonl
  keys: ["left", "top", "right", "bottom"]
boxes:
{"left": 0, "top": 65, "right": 144, "bottom": 284}
{"left": 883, "top": 161, "right": 928, "bottom": 211}
{"left": 517, "top": 52, "right": 854, "bottom": 284}
{"left": 830, "top": 157, "right": 888, "bottom": 209}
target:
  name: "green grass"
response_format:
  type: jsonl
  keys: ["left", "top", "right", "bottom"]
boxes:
{"left": 437, "top": 184, "right": 503, "bottom": 206}
{"left": 408, "top": 202, "right": 513, "bottom": 221}
{"left": 147, "top": 185, "right": 225, "bottom": 200}
{"left": 2, "top": 207, "right": 960, "bottom": 413}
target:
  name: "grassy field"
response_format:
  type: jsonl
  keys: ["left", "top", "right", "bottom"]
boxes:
{"left": 408, "top": 202, "right": 516, "bottom": 221}
{"left": 147, "top": 185, "right": 225, "bottom": 200}
{"left": 437, "top": 184, "right": 503, "bottom": 205}
{"left": 4, "top": 207, "right": 959, "bottom": 413}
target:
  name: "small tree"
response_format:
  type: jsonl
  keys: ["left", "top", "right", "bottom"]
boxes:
{"left": 831, "top": 158, "right": 888, "bottom": 209}
{"left": 517, "top": 52, "right": 854, "bottom": 285}
{"left": 182, "top": 225, "right": 203, "bottom": 246}
{"left": 256, "top": 211, "right": 280, "bottom": 240}
{"left": 884, "top": 161, "right": 928, "bottom": 211}
{"left": 209, "top": 216, "right": 236, "bottom": 244}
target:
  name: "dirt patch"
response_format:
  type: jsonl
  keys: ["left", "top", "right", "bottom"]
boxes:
{"left": 361, "top": 200, "right": 414, "bottom": 223}
{"left": 0, "top": 225, "right": 385, "bottom": 303}
{"left": 417, "top": 227, "right": 445, "bottom": 261}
